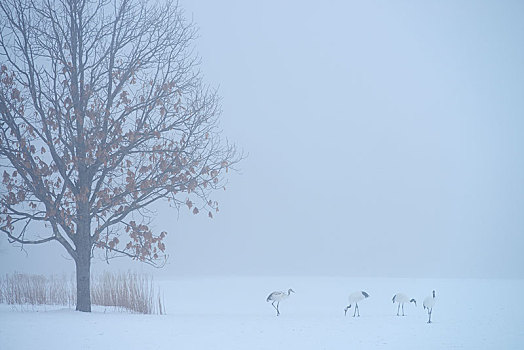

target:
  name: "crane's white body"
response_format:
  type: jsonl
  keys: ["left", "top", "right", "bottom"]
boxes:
{"left": 392, "top": 293, "right": 417, "bottom": 316}
{"left": 423, "top": 290, "right": 436, "bottom": 323}
{"left": 344, "top": 291, "right": 370, "bottom": 317}
{"left": 266, "top": 288, "right": 294, "bottom": 316}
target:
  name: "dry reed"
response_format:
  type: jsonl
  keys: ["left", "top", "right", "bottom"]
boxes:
{"left": 0, "top": 271, "right": 163, "bottom": 314}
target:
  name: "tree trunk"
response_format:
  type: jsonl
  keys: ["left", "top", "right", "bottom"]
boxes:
{"left": 75, "top": 243, "right": 92, "bottom": 312}
{"left": 75, "top": 161, "right": 91, "bottom": 311}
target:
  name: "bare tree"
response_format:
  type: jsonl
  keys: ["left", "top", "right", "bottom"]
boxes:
{"left": 0, "top": 0, "right": 239, "bottom": 312}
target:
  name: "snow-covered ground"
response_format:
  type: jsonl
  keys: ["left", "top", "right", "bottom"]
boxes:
{"left": 1, "top": 276, "right": 523, "bottom": 349}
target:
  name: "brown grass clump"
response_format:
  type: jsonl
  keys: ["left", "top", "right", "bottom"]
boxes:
{"left": 0, "top": 273, "right": 74, "bottom": 306}
{"left": 91, "top": 271, "right": 163, "bottom": 314}
{"left": 0, "top": 271, "right": 164, "bottom": 314}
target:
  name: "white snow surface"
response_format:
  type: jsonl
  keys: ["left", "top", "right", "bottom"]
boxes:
{"left": 1, "top": 276, "right": 523, "bottom": 349}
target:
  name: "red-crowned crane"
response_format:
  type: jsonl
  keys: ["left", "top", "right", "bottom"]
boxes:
{"left": 392, "top": 293, "right": 417, "bottom": 316}
{"left": 423, "top": 290, "right": 436, "bottom": 323}
{"left": 266, "top": 288, "right": 295, "bottom": 316}
{"left": 344, "top": 291, "right": 370, "bottom": 317}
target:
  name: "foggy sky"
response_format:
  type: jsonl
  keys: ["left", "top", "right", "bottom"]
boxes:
{"left": 1, "top": 0, "right": 523, "bottom": 278}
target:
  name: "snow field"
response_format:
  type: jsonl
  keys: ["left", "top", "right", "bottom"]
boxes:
{"left": 1, "top": 277, "right": 523, "bottom": 349}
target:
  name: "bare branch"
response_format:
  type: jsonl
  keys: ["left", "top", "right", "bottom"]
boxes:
{"left": 0, "top": 0, "right": 241, "bottom": 276}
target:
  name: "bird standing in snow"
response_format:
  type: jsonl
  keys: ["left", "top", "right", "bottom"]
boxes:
{"left": 423, "top": 290, "right": 436, "bottom": 323}
{"left": 344, "top": 291, "right": 370, "bottom": 317}
{"left": 392, "top": 293, "right": 417, "bottom": 316}
{"left": 266, "top": 288, "right": 295, "bottom": 316}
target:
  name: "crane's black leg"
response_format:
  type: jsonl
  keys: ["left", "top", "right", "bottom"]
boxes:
{"left": 356, "top": 303, "right": 360, "bottom": 317}
{"left": 397, "top": 303, "right": 400, "bottom": 316}
{"left": 428, "top": 308, "right": 432, "bottom": 323}
{"left": 277, "top": 301, "right": 280, "bottom": 316}
{"left": 402, "top": 304, "right": 405, "bottom": 316}
{"left": 271, "top": 301, "right": 278, "bottom": 315}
